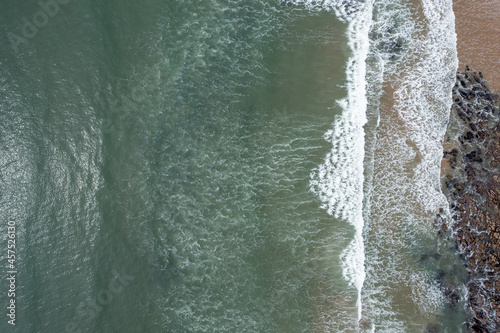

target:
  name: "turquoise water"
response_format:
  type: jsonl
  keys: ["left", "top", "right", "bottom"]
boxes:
{"left": 0, "top": 0, "right": 467, "bottom": 332}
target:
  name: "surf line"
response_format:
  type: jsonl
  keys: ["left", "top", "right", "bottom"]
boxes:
{"left": 310, "top": 0, "right": 373, "bottom": 323}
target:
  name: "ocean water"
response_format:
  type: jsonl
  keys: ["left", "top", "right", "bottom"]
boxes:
{"left": 0, "top": 0, "right": 467, "bottom": 332}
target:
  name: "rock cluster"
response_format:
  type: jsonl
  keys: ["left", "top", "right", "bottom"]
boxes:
{"left": 441, "top": 66, "right": 500, "bottom": 332}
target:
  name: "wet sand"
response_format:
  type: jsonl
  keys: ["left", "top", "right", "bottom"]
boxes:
{"left": 441, "top": 0, "right": 500, "bottom": 177}
{"left": 453, "top": 0, "right": 500, "bottom": 92}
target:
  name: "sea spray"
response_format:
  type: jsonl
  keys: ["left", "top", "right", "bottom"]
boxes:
{"left": 309, "top": 0, "right": 373, "bottom": 322}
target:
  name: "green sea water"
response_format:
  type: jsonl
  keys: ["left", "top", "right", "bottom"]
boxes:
{"left": 0, "top": 1, "right": 362, "bottom": 332}
{"left": 0, "top": 0, "right": 473, "bottom": 332}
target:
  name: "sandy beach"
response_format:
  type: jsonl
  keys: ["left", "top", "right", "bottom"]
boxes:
{"left": 453, "top": 0, "right": 500, "bottom": 92}
{"left": 441, "top": 0, "right": 500, "bottom": 176}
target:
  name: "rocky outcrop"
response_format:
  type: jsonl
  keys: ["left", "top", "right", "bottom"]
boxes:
{"left": 441, "top": 66, "right": 500, "bottom": 332}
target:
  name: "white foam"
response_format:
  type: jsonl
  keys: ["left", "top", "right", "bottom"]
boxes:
{"left": 309, "top": 0, "right": 373, "bottom": 322}
{"left": 280, "top": 0, "right": 365, "bottom": 22}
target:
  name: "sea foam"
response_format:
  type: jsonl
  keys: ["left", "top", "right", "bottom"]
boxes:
{"left": 308, "top": 0, "right": 373, "bottom": 322}
{"left": 280, "top": 0, "right": 364, "bottom": 22}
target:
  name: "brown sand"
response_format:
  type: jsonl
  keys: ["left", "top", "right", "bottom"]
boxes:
{"left": 441, "top": 0, "right": 500, "bottom": 176}
{"left": 453, "top": 0, "right": 500, "bottom": 92}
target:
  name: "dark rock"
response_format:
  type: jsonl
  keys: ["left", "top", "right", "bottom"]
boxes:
{"left": 465, "top": 150, "right": 483, "bottom": 163}
{"left": 432, "top": 253, "right": 441, "bottom": 260}
{"left": 442, "top": 66, "right": 500, "bottom": 331}
{"left": 436, "top": 270, "right": 446, "bottom": 283}
{"left": 464, "top": 131, "right": 474, "bottom": 142}
{"left": 444, "top": 283, "right": 460, "bottom": 307}
{"left": 425, "top": 323, "right": 440, "bottom": 333}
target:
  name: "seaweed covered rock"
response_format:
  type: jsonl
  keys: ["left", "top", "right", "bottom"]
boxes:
{"left": 441, "top": 66, "right": 500, "bottom": 332}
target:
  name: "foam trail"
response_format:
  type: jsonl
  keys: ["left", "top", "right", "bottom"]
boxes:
{"left": 310, "top": 0, "right": 373, "bottom": 322}
{"left": 280, "top": 0, "right": 365, "bottom": 22}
